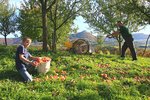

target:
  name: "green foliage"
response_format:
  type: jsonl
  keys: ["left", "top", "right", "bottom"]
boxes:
{"left": 138, "top": 84, "right": 150, "bottom": 96}
{"left": 17, "top": 1, "right": 42, "bottom": 41}
{"left": 48, "top": 0, "right": 84, "bottom": 52}
{"left": 0, "top": 46, "right": 150, "bottom": 99}
{"left": 118, "top": 0, "right": 150, "bottom": 25}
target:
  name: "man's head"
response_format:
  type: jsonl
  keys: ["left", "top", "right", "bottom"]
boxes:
{"left": 116, "top": 21, "right": 123, "bottom": 27}
{"left": 22, "top": 37, "right": 32, "bottom": 48}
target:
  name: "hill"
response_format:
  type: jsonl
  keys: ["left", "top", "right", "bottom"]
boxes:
{"left": 132, "top": 33, "right": 149, "bottom": 41}
{"left": 70, "top": 31, "right": 97, "bottom": 42}
{"left": 104, "top": 33, "right": 149, "bottom": 41}
{"left": 103, "top": 33, "right": 150, "bottom": 48}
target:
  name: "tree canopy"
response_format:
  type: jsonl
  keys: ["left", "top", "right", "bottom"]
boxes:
{"left": 81, "top": 0, "right": 149, "bottom": 35}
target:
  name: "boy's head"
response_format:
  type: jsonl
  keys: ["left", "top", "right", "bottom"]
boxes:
{"left": 22, "top": 37, "right": 32, "bottom": 48}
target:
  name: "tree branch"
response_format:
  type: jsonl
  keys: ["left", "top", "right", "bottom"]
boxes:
{"left": 56, "top": 1, "right": 86, "bottom": 30}
{"left": 142, "top": 34, "right": 150, "bottom": 56}
{"left": 46, "top": 0, "right": 56, "bottom": 12}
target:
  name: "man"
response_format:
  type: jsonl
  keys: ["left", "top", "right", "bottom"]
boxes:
{"left": 113, "top": 21, "right": 137, "bottom": 61}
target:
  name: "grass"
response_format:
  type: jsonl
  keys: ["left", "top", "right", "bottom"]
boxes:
{"left": 0, "top": 45, "right": 150, "bottom": 100}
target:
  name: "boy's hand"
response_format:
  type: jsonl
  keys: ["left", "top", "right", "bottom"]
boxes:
{"left": 30, "top": 61, "right": 39, "bottom": 67}
{"left": 35, "top": 57, "right": 41, "bottom": 60}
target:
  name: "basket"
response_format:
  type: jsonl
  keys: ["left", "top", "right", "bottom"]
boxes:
{"left": 37, "top": 60, "right": 51, "bottom": 74}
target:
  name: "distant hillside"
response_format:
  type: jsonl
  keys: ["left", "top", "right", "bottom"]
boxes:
{"left": 104, "top": 33, "right": 150, "bottom": 48}
{"left": 105, "top": 33, "right": 149, "bottom": 42}
{"left": 132, "top": 33, "right": 149, "bottom": 41}
{"left": 0, "top": 37, "right": 21, "bottom": 45}
{"left": 70, "top": 31, "right": 97, "bottom": 42}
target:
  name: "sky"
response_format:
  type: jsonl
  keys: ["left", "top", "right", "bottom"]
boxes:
{"left": 0, "top": 0, "right": 149, "bottom": 38}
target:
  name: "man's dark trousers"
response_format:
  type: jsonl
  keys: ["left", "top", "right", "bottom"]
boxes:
{"left": 121, "top": 37, "right": 137, "bottom": 60}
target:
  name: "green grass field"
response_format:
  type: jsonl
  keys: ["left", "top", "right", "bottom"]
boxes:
{"left": 0, "top": 45, "right": 150, "bottom": 100}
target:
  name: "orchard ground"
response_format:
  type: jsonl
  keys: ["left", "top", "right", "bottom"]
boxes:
{"left": 0, "top": 45, "right": 150, "bottom": 100}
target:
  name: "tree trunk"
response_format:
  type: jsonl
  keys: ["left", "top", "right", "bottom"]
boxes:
{"left": 118, "top": 35, "right": 122, "bottom": 55}
{"left": 48, "top": 40, "right": 52, "bottom": 50}
{"left": 52, "top": 25, "right": 57, "bottom": 53}
{"left": 4, "top": 35, "right": 7, "bottom": 46}
{"left": 51, "top": 1, "right": 58, "bottom": 53}
{"left": 116, "top": 34, "right": 122, "bottom": 55}
{"left": 142, "top": 34, "right": 150, "bottom": 56}
{"left": 41, "top": 1, "right": 48, "bottom": 52}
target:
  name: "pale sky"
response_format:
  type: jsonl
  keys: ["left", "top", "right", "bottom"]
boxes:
{"left": 0, "top": 0, "right": 149, "bottom": 38}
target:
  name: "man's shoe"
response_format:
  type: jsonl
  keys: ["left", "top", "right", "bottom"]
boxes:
{"left": 132, "top": 58, "right": 137, "bottom": 61}
{"left": 120, "top": 56, "right": 125, "bottom": 60}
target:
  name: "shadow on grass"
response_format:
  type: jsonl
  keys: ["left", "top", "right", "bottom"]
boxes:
{"left": 0, "top": 70, "right": 23, "bottom": 82}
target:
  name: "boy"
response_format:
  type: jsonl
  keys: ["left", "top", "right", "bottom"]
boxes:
{"left": 15, "top": 37, "right": 39, "bottom": 82}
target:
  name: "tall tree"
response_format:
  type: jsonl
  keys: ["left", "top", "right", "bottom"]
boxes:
{"left": 18, "top": 0, "right": 76, "bottom": 52}
{"left": 0, "top": 0, "right": 16, "bottom": 45}
{"left": 18, "top": 0, "right": 86, "bottom": 52}
{"left": 49, "top": 0, "right": 85, "bottom": 52}
{"left": 39, "top": 0, "right": 56, "bottom": 51}
{"left": 19, "top": 0, "right": 56, "bottom": 51}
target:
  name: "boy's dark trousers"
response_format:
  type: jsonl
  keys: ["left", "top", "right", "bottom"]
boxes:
{"left": 121, "top": 37, "right": 137, "bottom": 60}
